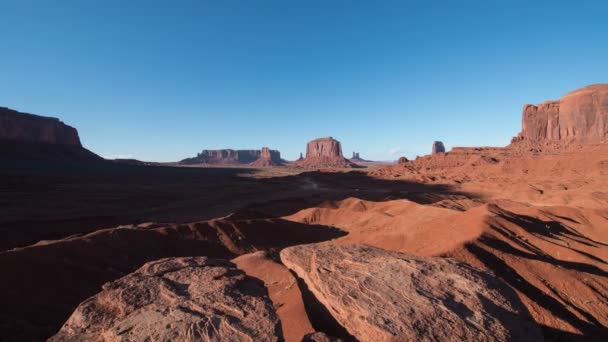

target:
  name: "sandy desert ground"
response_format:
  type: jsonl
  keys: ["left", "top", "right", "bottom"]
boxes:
{"left": 1, "top": 140, "right": 607, "bottom": 341}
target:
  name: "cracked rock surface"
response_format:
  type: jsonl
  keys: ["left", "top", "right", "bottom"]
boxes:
{"left": 281, "top": 244, "right": 542, "bottom": 342}
{"left": 49, "top": 257, "right": 282, "bottom": 341}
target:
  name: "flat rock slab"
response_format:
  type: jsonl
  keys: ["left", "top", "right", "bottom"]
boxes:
{"left": 50, "top": 257, "right": 282, "bottom": 341}
{"left": 281, "top": 244, "right": 542, "bottom": 342}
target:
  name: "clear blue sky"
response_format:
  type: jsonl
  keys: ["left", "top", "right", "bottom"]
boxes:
{"left": 1, "top": 1, "right": 606, "bottom": 161}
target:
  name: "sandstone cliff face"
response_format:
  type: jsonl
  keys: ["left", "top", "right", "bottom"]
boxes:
{"left": 432, "top": 141, "right": 445, "bottom": 154}
{"left": 180, "top": 148, "right": 281, "bottom": 165}
{"left": 251, "top": 147, "right": 283, "bottom": 167}
{"left": 50, "top": 257, "right": 282, "bottom": 341}
{"left": 281, "top": 244, "right": 542, "bottom": 342}
{"left": 295, "top": 137, "right": 356, "bottom": 168}
{"left": 517, "top": 84, "right": 608, "bottom": 142}
{"left": 0, "top": 107, "right": 81, "bottom": 146}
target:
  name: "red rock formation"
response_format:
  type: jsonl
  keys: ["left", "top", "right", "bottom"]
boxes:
{"left": 294, "top": 137, "right": 356, "bottom": 168}
{"left": 281, "top": 244, "right": 541, "bottom": 341}
{"left": 0, "top": 107, "right": 81, "bottom": 146}
{"left": 0, "top": 107, "right": 102, "bottom": 162}
{"left": 432, "top": 141, "right": 445, "bottom": 154}
{"left": 251, "top": 147, "right": 283, "bottom": 167}
{"left": 50, "top": 257, "right": 282, "bottom": 341}
{"left": 180, "top": 148, "right": 282, "bottom": 165}
{"left": 516, "top": 84, "right": 608, "bottom": 142}
{"left": 349, "top": 152, "right": 371, "bottom": 163}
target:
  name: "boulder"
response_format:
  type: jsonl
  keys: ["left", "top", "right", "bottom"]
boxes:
{"left": 280, "top": 244, "right": 542, "bottom": 342}
{"left": 432, "top": 141, "right": 445, "bottom": 154}
{"left": 517, "top": 84, "right": 608, "bottom": 142}
{"left": 294, "top": 137, "right": 356, "bottom": 168}
{"left": 50, "top": 257, "right": 282, "bottom": 341}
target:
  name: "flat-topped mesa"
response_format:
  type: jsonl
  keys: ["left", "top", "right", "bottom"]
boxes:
{"left": 250, "top": 147, "right": 283, "bottom": 167}
{"left": 294, "top": 137, "right": 356, "bottom": 168}
{"left": 0, "top": 107, "right": 81, "bottom": 146}
{"left": 432, "top": 141, "right": 445, "bottom": 154}
{"left": 515, "top": 84, "right": 608, "bottom": 143}
{"left": 180, "top": 148, "right": 281, "bottom": 165}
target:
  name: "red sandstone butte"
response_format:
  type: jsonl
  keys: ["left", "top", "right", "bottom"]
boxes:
{"left": 294, "top": 137, "right": 356, "bottom": 168}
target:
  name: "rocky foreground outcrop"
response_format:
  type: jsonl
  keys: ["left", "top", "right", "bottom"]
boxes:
{"left": 281, "top": 244, "right": 542, "bottom": 342}
{"left": 180, "top": 148, "right": 282, "bottom": 165}
{"left": 0, "top": 218, "right": 346, "bottom": 340}
{"left": 294, "top": 137, "right": 356, "bottom": 168}
{"left": 516, "top": 84, "right": 608, "bottom": 142}
{"left": 50, "top": 257, "right": 282, "bottom": 341}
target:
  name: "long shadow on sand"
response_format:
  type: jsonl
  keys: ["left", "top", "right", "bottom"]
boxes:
{"left": 0, "top": 218, "right": 346, "bottom": 341}
{"left": 0, "top": 163, "right": 480, "bottom": 251}
{"left": 467, "top": 241, "right": 608, "bottom": 340}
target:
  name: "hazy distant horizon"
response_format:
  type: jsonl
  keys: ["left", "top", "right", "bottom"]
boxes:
{"left": 1, "top": 1, "right": 606, "bottom": 161}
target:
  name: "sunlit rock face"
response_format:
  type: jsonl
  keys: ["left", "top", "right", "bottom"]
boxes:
{"left": 518, "top": 84, "right": 608, "bottom": 142}
{"left": 295, "top": 137, "right": 356, "bottom": 168}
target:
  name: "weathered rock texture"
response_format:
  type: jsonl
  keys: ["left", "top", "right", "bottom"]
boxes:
{"left": 0, "top": 107, "right": 81, "bottom": 146}
{"left": 281, "top": 244, "right": 541, "bottom": 342}
{"left": 251, "top": 147, "right": 284, "bottom": 167}
{"left": 50, "top": 257, "right": 282, "bottom": 341}
{"left": 0, "top": 217, "right": 346, "bottom": 340}
{"left": 294, "top": 137, "right": 356, "bottom": 168}
{"left": 180, "top": 148, "right": 281, "bottom": 165}
{"left": 432, "top": 141, "right": 445, "bottom": 154}
{"left": 517, "top": 84, "right": 608, "bottom": 142}
{"left": 233, "top": 251, "right": 315, "bottom": 342}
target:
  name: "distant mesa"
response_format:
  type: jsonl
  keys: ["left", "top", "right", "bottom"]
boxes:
{"left": 250, "top": 147, "right": 284, "bottom": 167}
{"left": 349, "top": 151, "right": 372, "bottom": 163}
{"left": 297, "top": 152, "right": 304, "bottom": 161}
{"left": 514, "top": 84, "right": 608, "bottom": 143}
{"left": 432, "top": 141, "right": 446, "bottom": 154}
{"left": 0, "top": 106, "right": 101, "bottom": 162}
{"left": 294, "top": 137, "right": 357, "bottom": 168}
{"left": 180, "top": 148, "right": 282, "bottom": 165}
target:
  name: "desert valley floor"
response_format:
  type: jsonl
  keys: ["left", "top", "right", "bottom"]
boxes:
{"left": 1, "top": 140, "right": 607, "bottom": 341}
